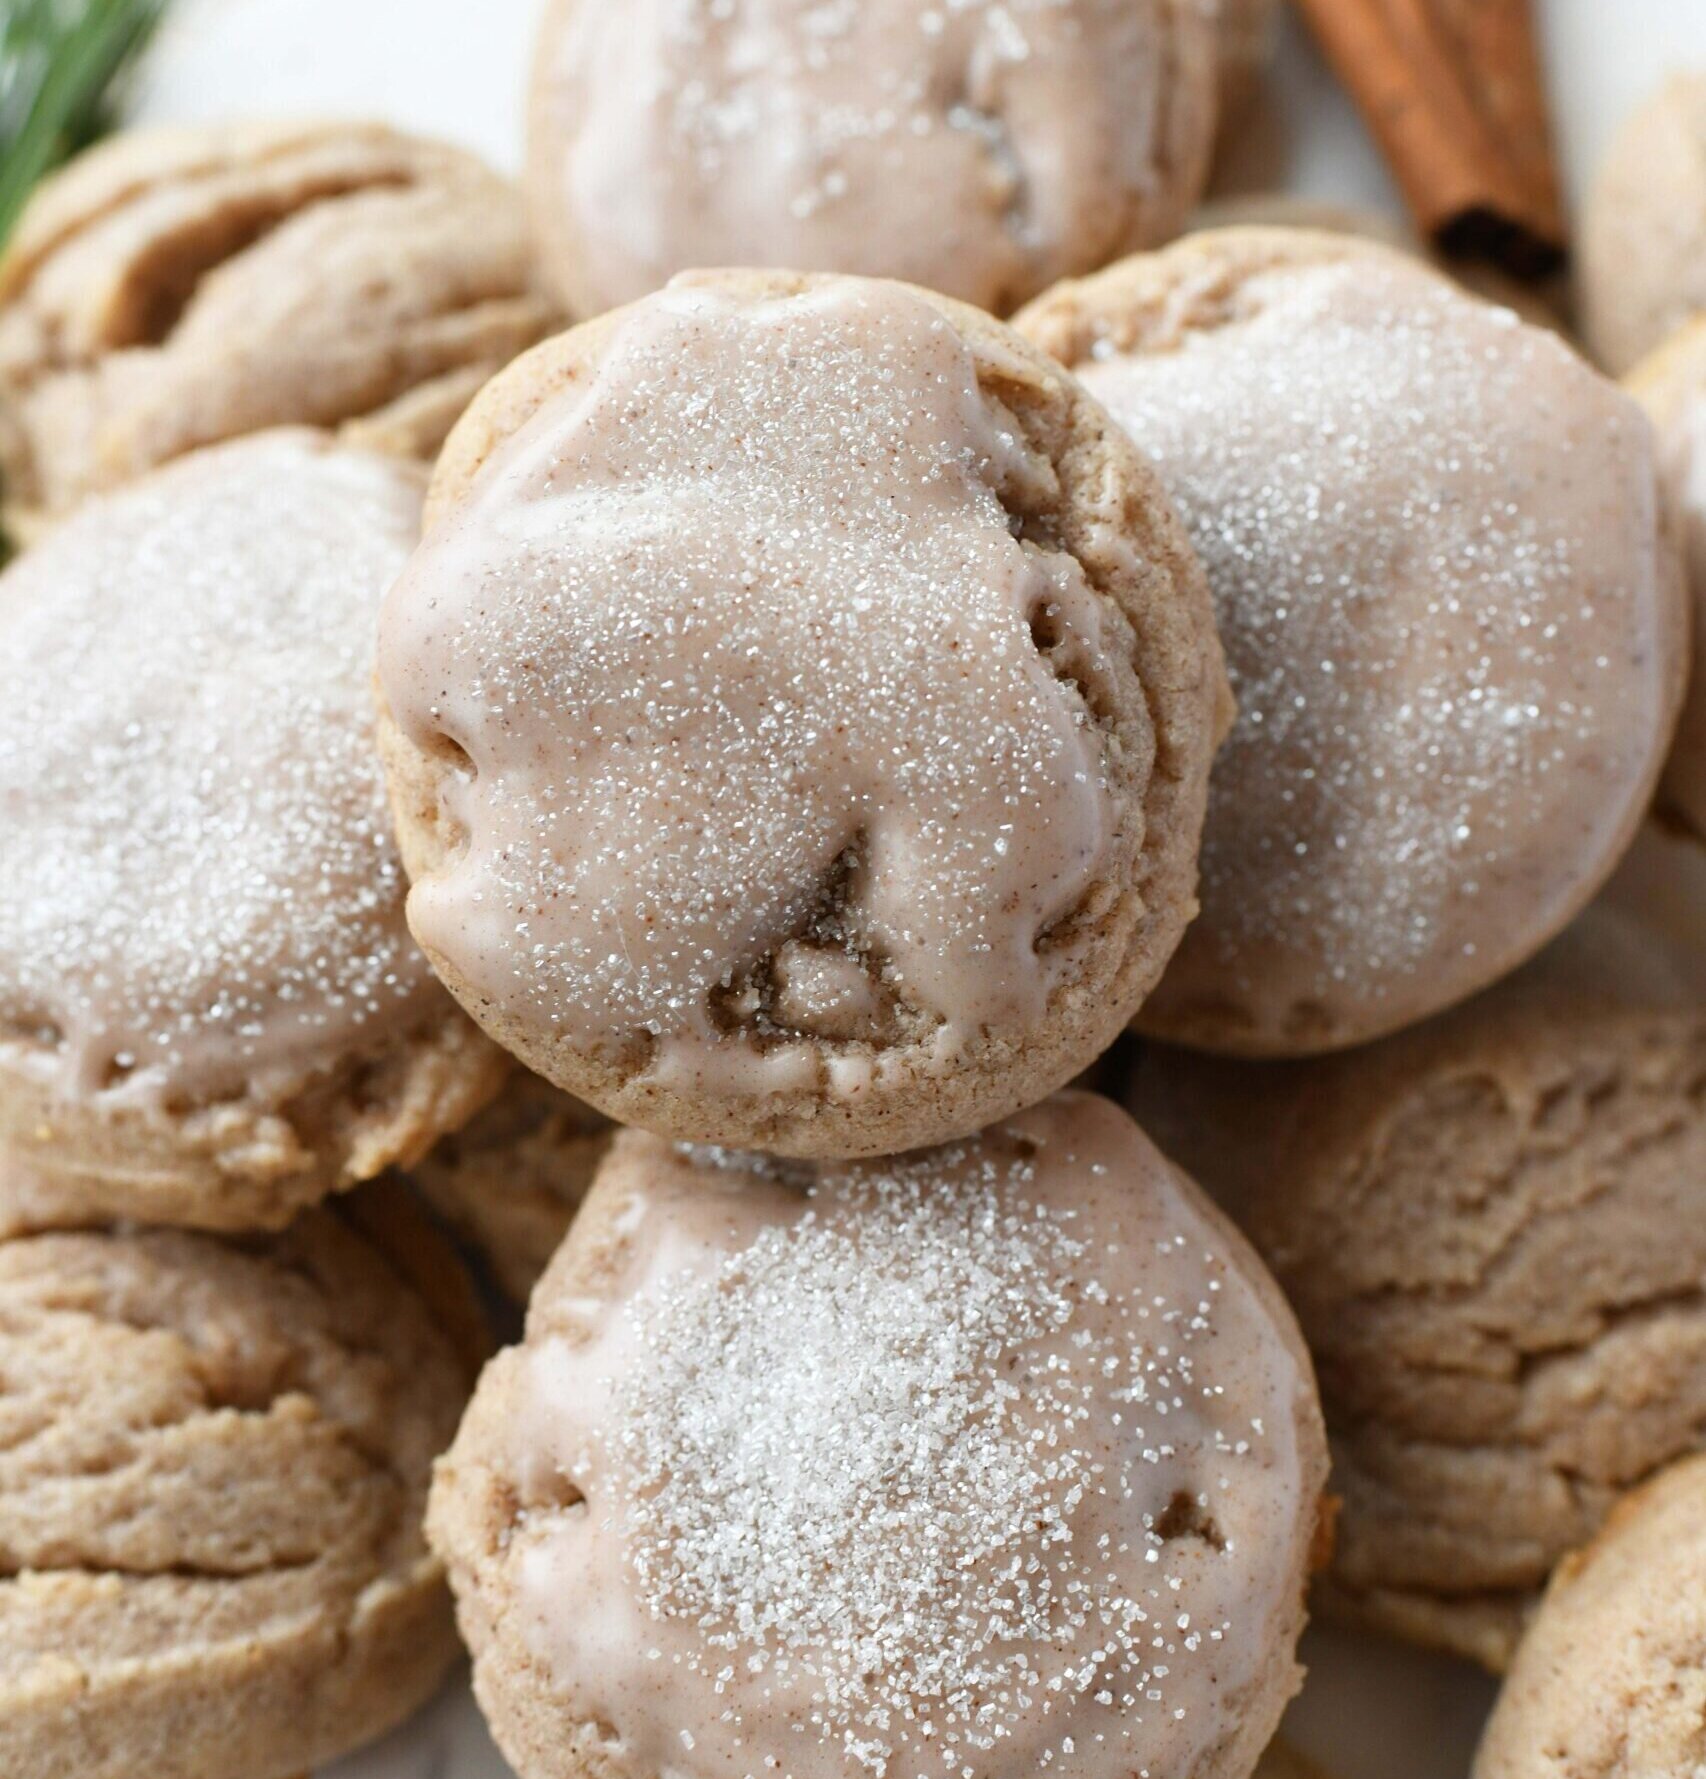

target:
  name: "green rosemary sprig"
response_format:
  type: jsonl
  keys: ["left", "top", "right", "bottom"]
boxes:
{"left": 0, "top": 0, "right": 168, "bottom": 250}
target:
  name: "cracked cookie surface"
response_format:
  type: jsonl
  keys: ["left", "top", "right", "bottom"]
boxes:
{"left": 0, "top": 1173, "right": 480, "bottom": 1779}
{"left": 0, "top": 118, "right": 557, "bottom": 538}
{"left": 524, "top": 0, "right": 1218, "bottom": 318}
{"left": 378, "top": 269, "right": 1227, "bottom": 1158}
{"left": 1130, "top": 828, "right": 1706, "bottom": 1670}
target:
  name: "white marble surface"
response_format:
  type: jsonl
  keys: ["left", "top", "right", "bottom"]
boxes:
{"left": 119, "top": 5, "right": 1706, "bottom": 1776}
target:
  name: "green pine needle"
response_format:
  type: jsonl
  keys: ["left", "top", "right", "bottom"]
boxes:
{"left": 0, "top": 0, "right": 168, "bottom": 251}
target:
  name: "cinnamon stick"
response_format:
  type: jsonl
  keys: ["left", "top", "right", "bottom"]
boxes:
{"left": 1293, "top": 0, "right": 1567, "bottom": 275}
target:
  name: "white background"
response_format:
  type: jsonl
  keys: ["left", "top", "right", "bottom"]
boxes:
{"left": 120, "top": 4, "right": 1706, "bottom": 1775}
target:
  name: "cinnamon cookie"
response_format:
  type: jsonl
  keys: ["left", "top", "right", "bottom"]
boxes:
{"left": 1474, "top": 1453, "right": 1706, "bottom": 1779}
{"left": 524, "top": 0, "right": 1218, "bottom": 319}
{"left": 428, "top": 1091, "right": 1329, "bottom": 1779}
{"left": 0, "top": 429, "right": 508, "bottom": 1231}
{"left": 1213, "top": 0, "right": 1280, "bottom": 117}
{"left": 0, "top": 1171, "right": 480, "bottom": 1779}
{"left": 1129, "top": 824, "right": 1706, "bottom": 1671}
{"left": 1581, "top": 74, "right": 1706, "bottom": 375}
{"left": 0, "top": 118, "right": 556, "bottom": 538}
{"left": 1626, "top": 314, "right": 1706, "bottom": 841}
{"left": 409, "top": 1073, "right": 613, "bottom": 1300}
{"left": 1018, "top": 228, "right": 1687, "bottom": 1055}
{"left": 377, "top": 270, "right": 1227, "bottom": 1157}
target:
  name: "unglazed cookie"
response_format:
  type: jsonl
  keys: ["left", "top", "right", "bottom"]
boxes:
{"left": 1018, "top": 228, "right": 1687, "bottom": 1055}
{"left": 0, "top": 1172, "right": 480, "bottom": 1779}
{"left": 1580, "top": 74, "right": 1706, "bottom": 375}
{"left": 1627, "top": 315, "right": 1706, "bottom": 841}
{"left": 0, "top": 429, "right": 507, "bottom": 1231}
{"left": 428, "top": 1091, "right": 1329, "bottom": 1779}
{"left": 409, "top": 1073, "right": 613, "bottom": 1300}
{"left": 1129, "top": 824, "right": 1706, "bottom": 1672}
{"left": 1474, "top": 1453, "right": 1706, "bottom": 1779}
{"left": 1212, "top": 0, "right": 1280, "bottom": 117}
{"left": 524, "top": 0, "right": 1218, "bottom": 318}
{"left": 0, "top": 118, "right": 556, "bottom": 537}
{"left": 377, "top": 270, "right": 1227, "bottom": 1156}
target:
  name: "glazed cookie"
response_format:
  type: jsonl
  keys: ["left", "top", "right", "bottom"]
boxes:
{"left": 1129, "top": 824, "right": 1706, "bottom": 1672}
{"left": 1580, "top": 74, "right": 1706, "bottom": 375}
{"left": 428, "top": 1090, "right": 1329, "bottom": 1779}
{"left": 0, "top": 429, "right": 508, "bottom": 1231}
{"left": 378, "top": 269, "right": 1227, "bottom": 1156}
{"left": 524, "top": 0, "right": 1218, "bottom": 318}
{"left": 1018, "top": 228, "right": 1686, "bottom": 1055}
{"left": 1627, "top": 315, "right": 1706, "bottom": 841}
{"left": 1185, "top": 196, "right": 1568, "bottom": 333}
{"left": 409, "top": 1073, "right": 613, "bottom": 1300}
{"left": 1474, "top": 1453, "right": 1706, "bottom": 1779}
{"left": 0, "top": 1172, "right": 480, "bottom": 1779}
{"left": 0, "top": 118, "right": 556, "bottom": 537}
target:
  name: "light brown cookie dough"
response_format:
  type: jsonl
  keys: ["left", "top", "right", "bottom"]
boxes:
{"left": 1212, "top": 0, "right": 1280, "bottom": 118}
{"left": 408, "top": 1073, "right": 613, "bottom": 1300}
{"left": 524, "top": 0, "right": 1218, "bottom": 319}
{"left": 1580, "top": 73, "right": 1706, "bottom": 376}
{"left": 1018, "top": 228, "right": 1687, "bottom": 1055}
{"left": 1474, "top": 1453, "right": 1706, "bottom": 1779}
{"left": 0, "top": 1171, "right": 481, "bottom": 1779}
{"left": 1627, "top": 315, "right": 1706, "bottom": 841}
{"left": 0, "top": 429, "right": 508, "bottom": 1231}
{"left": 378, "top": 269, "right": 1228, "bottom": 1157}
{"left": 428, "top": 1091, "right": 1329, "bottom": 1779}
{"left": 0, "top": 118, "right": 557, "bottom": 538}
{"left": 1129, "top": 824, "right": 1706, "bottom": 1672}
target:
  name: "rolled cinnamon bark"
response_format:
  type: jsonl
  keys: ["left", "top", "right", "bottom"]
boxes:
{"left": 1293, "top": 0, "right": 1566, "bottom": 274}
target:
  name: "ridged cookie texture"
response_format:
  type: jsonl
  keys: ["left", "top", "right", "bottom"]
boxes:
{"left": 1130, "top": 826, "right": 1706, "bottom": 1671}
{"left": 0, "top": 117, "right": 557, "bottom": 537}
{"left": 378, "top": 269, "right": 1228, "bottom": 1158}
{"left": 0, "top": 1175, "right": 482, "bottom": 1779}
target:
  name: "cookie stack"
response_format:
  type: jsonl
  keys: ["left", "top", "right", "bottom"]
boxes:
{"left": 0, "top": 5, "right": 1702, "bottom": 1779}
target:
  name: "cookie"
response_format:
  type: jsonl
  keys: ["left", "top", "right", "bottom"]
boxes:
{"left": 0, "top": 1169, "right": 481, "bottom": 1779}
{"left": 1580, "top": 74, "right": 1706, "bottom": 375}
{"left": 428, "top": 1090, "right": 1329, "bottom": 1779}
{"left": 524, "top": 0, "right": 1218, "bottom": 319}
{"left": 1626, "top": 315, "right": 1706, "bottom": 841}
{"left": 0, "top": 118, "right": 557, "bottom": 538}
{"left": 377, "top": 269, "right": 1228, "bottom": 1157}
{"left": 1186, "top": 196, "right": 1569, "bottom": 333}
{"left": 408, "top": 1073, "right": 613, "bottom": 1300}
{"left": 1213, "top": 0, "right": 1280, "bottom": 117}
{"left": 1017, "top": 227, "right": 1687, "bottom": 1055}
{"left": 1473, "top": 1453, "right": 1706, "bottom": 1779}
{"left": 0, "top": 429, "right": 509, "bottom": 1231}
{"left": 1128, "top": 823, "right": 1706, "bottom": 1672}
